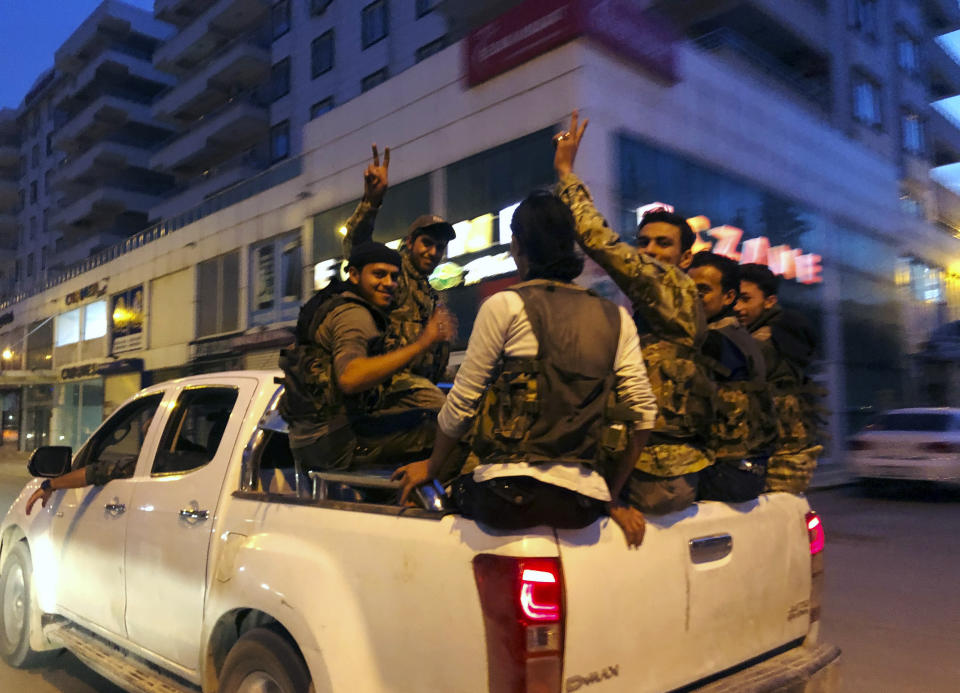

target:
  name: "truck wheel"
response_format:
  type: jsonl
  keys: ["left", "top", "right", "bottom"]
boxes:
{"left": 219, "top": 627, "right": 312, "bottom": 693}
{"left": 0, "top": 542, "right": 50, "bottom": 668}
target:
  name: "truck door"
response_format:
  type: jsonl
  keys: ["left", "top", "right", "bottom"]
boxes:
{"left": 554, "top": 516, "right": 693, "bottom": 693}
{"left": 123, "top": 379, "right": 256, "bottom": 669}
{"left": 51, "top": 392, "right": 166, "bottom": 638}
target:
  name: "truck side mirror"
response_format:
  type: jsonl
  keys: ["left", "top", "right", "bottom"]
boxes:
{"left": 27, "top": 447, "right": 72, "bottom": 478}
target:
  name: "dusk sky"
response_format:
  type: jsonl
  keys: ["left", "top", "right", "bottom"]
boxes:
{"left": 3, "top": 2, "right": 960, "bottom": 187}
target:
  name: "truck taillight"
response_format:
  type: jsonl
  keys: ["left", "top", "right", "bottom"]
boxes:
{"left": 806, "top": 511, "right": 824, "bottom": 556}
{"left": 474, "top": 555, "right": 564, "bottom": 693}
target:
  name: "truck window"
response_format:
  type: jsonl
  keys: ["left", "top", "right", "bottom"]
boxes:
{"left": 151, "top": 387, "right": 238, "bottom": 476}
{"left": 73, "top": 394, "right": 164, "bottom": 475}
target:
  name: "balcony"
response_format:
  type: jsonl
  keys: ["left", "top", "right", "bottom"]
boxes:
{"left": 155, "top": 0, "right": 219, "bottom": 27}
{"left": 151, "top": 93, "right": 269, "bottom": 173}
{"left": 0, "top": 138, "right": 18, "bottom": 169}
{"left": 932, "top": 180, "right": 960, "bottom": 231}
{"left": 59, "top": 49, "right": 174, "bottom": 107}
{"left": 153, "top": 0, "right": 269, "bottom": 74}
{"left": 56, "top": 141, "right": 152, "bottom": 190}
{"left": 930, "top": 107, "right": 960, "bottom": 166}
{"left": 55, "top": 0, "right": 173, "bottom": 75}
{"left": 53, "top": 94, "right": 159, "bottom": 153}
{"left": 923, "top": 0, "right": 960, "bottom": 33}
{"left": 692, "top": 27, "right": 831, "bottom": 114}
{"left": 0, "top": 212, "right": 17, "bottom": 249}
{"left": 929, "top": 40, "right": 960, "bottom": 101}
{"left": 0, "top": 180, "right": 18, "bottom": 209}
{"left": 53, "top": 186, "right": 157, "bottom": 234}
{"left": 150, "top": 151, "right": 266, "bottom": 219}
{"left": 153, "top": 36, "right": 270, "bottom": 123}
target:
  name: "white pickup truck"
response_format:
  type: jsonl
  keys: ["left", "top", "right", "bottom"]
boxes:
{"left": 0, "top": 371, "right": 839, "bottom": 693}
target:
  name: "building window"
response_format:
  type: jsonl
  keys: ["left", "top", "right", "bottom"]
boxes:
{"left": 271, "top": 0, "right": 291, "bottom": 40}
{"left": 361, "top": 67, "right": 388, "bottom": 92}
{"left": 415, "top": 0, "right": 437, "bottom": 18}
{"left": 42, "top": 208, "right": 49, "bottom": 234}
{"left": 848, "top": 0, "right": 879, "bottom": 39}
{"left": 271, "top": 57, "right": 291, "bottom": 101}
{"left": 415, "top": 35, "right": 447, "bottom": 63}
{"left": 902, "top": 112, "right": 924, "bottom": 154}
{"left": 31, "top": 144, "right": 39, "bottom": 168}
{"left": 310, "top": 97, "right": 334, "bottom": 120}
{"left": 44, "top": 170, "right": 52, "bottom": 196}
{"left": 311, "top": 0, "right": 333, "bottom": 15}
{"left": 311, "top": 30, "right": 335, "bottom": 77}
{"left": 29, "top": 181, "right": 37, "bottom": 204}
{"left": 270, "top": 120, "right": 290, "bottom": 162}
{"left": 29, "top": 216, "right": 36, "bottom": 239}
{"left": 852, "top": 73, "right": 882, "bottom": 128}
{"left": 196, "top": 251, "right": 240, "bottom": 338}
{"left": 46, "top": 133, "right": 53, "bottom": 156}
{"left": 897, "top": 31, "right": 919, "bottom": 74}
{"left": 41, "top": 245, "right": 47, "bottom": 271}
{"left": 56, "top": 308, "right": 81, "bottom": 346}
{"left": 250, "top": 232, "right": 302, "bottom": 325}
{"left": 362, "top": 0, "right": 389, "bottom": 48}
{"left": 83, "top": 301, "right": 107, "bottom": 341}
{"left": 26, "top": 253, "right": 34, "bottom": 277}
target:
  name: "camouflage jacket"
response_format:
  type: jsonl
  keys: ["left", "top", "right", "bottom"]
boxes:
{"left": 557, "top": 173, "right": 713, "bottom": 477}
{"left": 341, "top": 199, "right": 449, "bottom": 385}
{"left": 704, "top": 314, "right": 776, "bottom": 461}
{"left": 747, "top": 305, "right": 823, "bottom": 453}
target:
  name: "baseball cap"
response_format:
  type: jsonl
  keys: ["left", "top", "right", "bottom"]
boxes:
{"left": 407, "top": 214, "right": 456, "bottom": 242}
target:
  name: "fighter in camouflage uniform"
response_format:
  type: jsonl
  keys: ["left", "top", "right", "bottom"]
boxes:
{"left": 340, "top": 146, "right": 455, "bottom": 411}
{"left": 736, "top": 263, "right": 824, "bottom": 493}
{"left": 553, "top": 112, "right": 716, "bottom": 515}
{"left": 688, "top": 252, "right": 777, "bottom": 502}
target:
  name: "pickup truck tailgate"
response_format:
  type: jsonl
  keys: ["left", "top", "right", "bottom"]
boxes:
{"left": 555, "top": 494, "right": 813, "bottom": 692}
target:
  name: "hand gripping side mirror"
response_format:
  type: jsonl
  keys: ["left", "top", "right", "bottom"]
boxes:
{"left": 27, "top": 446, "right": 72, "bottom": 478}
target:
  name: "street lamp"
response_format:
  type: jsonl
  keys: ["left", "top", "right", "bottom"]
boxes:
{"left": 1, "top": 347, "right": 12, "bottom": 361}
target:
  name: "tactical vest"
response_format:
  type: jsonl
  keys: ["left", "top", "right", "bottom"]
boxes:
{"left": 751, "top": 312, "right": 826, "bottom": 454}
{"left": 706, "top": 323, "right": 777, "bottom": 461}
{"left": 470, "top": 281, "right": 623, "bottom": 468}
{"left": 637, "top": 329, "right": 717, "bottom": 446}
{"left": 277, "top": 285, "right": 387, "bottom": 426}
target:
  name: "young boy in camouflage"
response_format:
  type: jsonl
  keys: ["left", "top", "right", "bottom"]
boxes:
{"left": 735, "top": 264, "right": 824, "bottom": 493}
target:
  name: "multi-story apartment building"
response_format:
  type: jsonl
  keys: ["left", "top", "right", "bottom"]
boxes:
{"left": 1, "top": 0, "right": 960, "bottom": 467}
{"left": 0, "top": 109, "right": 18, "bottom": 299}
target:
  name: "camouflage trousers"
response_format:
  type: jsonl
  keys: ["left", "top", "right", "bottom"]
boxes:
{"left": 765, "top": 444, "right": 823, "bottom": 494}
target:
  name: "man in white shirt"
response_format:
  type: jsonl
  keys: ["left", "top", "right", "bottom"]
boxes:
{"left": 394, "top": 191, "right": 657, "bottom": 547}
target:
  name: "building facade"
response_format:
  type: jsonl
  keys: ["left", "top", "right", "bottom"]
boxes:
{"left": 1, "top": 0, "right": 959, "bottom": 468}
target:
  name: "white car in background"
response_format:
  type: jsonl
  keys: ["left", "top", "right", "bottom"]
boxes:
{"left": 848, "top": 408, "right": 960, "bottom": 485}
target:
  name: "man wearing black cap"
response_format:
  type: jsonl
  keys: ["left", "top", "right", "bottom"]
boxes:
{"left": 341, "top": 145, "right": 456, "bottom": 405}
{"left": 278, "top": 241, "right": 456, "bottom": 474}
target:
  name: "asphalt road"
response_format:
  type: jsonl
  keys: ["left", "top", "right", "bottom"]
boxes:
{"left": 0, "top": 457, "right": 956, "bottom": 692}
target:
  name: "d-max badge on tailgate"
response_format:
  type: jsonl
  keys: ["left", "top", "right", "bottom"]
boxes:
{"left": 566, "top": 665, "right": 620, "bottom": 691}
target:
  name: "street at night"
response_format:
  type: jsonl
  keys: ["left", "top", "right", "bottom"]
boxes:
{"left": 1, "top": 450, "right": 957, "bottom": 692}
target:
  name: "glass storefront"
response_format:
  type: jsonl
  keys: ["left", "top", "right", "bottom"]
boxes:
{"left": 50, "top": 378, "right": 104, "bottom": 450}
{"left": 618, "top": 133, "right": 907, "bottom": 441}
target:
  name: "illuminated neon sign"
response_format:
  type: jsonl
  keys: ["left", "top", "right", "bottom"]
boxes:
{"left": 638, "top": 204, "right": 823, "bottom": 285}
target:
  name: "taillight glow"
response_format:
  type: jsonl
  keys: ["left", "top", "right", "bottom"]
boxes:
{"left": 473, "top": 555, "right": 565, "bottom": 693}
{"left": 806, "top": 511, "right": 825, "bottom": 555}
{"left": 520, "top": 568, "right": 561, "bottom": 621}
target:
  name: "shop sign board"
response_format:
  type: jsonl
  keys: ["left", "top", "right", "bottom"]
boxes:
{"left": 110, "top": 285, "right": 145, "bottom": 353}
{"left": 65, "top": 281, "right": 107, "bottom": 305}
{"left": 466, "top": 0, "right": 677, "bottom": 86}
